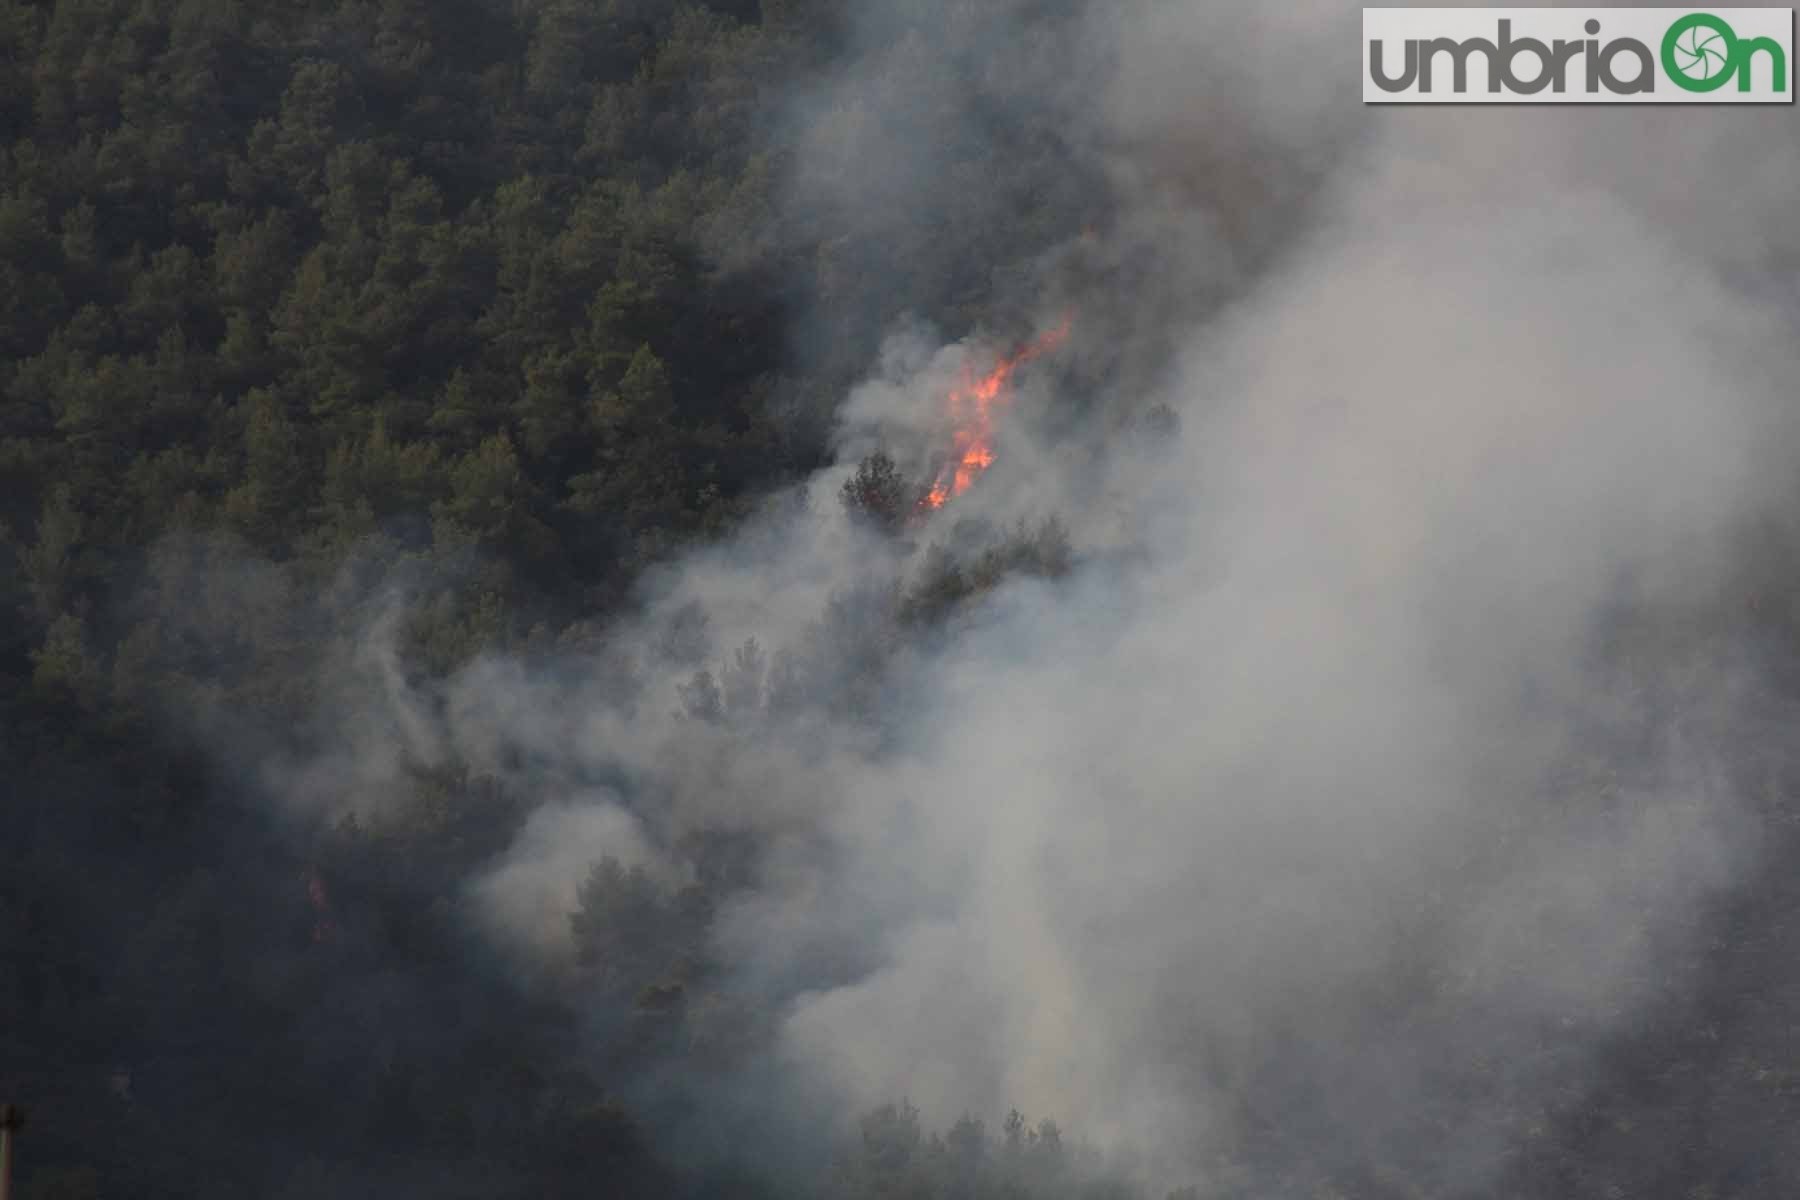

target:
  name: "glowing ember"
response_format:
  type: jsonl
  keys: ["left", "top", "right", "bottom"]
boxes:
{"left": 922, "top": 314, "right": 1073, "bottom": 511}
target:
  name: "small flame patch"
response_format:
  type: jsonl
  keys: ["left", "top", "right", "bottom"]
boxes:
{"left": 922, "top": 314, "right": 1073, "bottom": 511}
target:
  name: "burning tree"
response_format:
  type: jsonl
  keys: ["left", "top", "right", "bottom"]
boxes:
{"left": 921, "top": 314, "right": 1073, "bottom": 510}
{"left": 841, "top": 316, "right": 1075, "bottom": 535}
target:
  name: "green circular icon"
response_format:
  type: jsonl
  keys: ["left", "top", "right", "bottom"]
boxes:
{"left": 1663, "top": 13, "right": 1739, "bottom": 92}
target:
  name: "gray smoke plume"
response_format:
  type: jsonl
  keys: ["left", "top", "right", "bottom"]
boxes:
{"left": 195, "top": 1, "right": 1800, "bottom": 1194}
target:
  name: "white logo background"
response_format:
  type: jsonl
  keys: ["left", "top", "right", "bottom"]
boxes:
{"left": 1364, "top": 8, "right": 1795, "bottom": 103}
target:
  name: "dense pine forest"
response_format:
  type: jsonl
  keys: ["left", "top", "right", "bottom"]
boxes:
{"left": 0, "top": 1, "right": 1110, "bottom": 1195}
{"left": 6, "top": 2, "right": 1800, "bottom": 1198}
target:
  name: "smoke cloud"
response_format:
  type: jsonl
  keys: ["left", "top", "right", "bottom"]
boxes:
{"left": 165, "top": 0, "right": 1800, "bottom": 1193}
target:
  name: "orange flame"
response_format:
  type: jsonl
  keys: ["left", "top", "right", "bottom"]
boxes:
{"left": 922, "top": 314, "right": 1073, "bottom": 511}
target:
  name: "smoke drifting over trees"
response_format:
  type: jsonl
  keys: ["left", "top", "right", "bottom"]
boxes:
{"left": 6, "top": 1, "right": 1800, "bottom": 1197}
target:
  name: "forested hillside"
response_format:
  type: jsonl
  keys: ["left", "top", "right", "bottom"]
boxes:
{"left": 0, "top": 1, "right": 1098, "bottom": 1195}
{"left": 7, "top": 2, "right": 1800, "bottom": 1199}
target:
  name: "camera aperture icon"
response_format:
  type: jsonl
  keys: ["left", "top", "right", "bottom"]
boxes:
{"left": 1669, "top": 16, "right": 1734, "bottom": 81}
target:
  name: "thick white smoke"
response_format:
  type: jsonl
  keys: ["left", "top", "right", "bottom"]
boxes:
{"left": 764, "top": 137, "right": 1789, "bottom": 1182}
{"left": 226, "top": 0, "right": 1800, "bottom": 1192}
